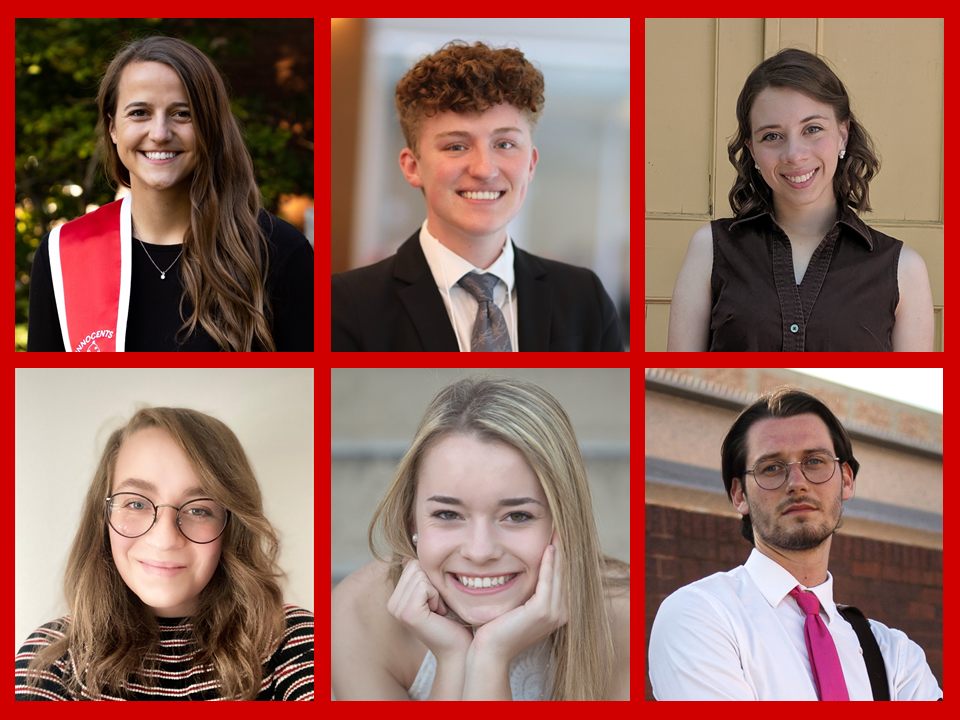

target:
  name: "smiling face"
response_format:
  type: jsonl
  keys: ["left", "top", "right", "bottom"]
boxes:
{"left": 108, "top": 61, "right": 198, "bottom": 196}
{"left": 733, "top": 414, "right": 854, "bottom": 553}
{"left": 108, "top": 427, "right": 223, "bottom": 617}
{"left": 413, "top": 433, "right": 553, "bottom": 626}
{"left": 399, "top": 102, "right": 538, "bottom": 257}
{"left": 747, "top": 87, "right": 849, "bottom": 218}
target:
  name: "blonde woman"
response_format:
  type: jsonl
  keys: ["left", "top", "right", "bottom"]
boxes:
{"left": 16, "top": 407, "right": 314, "bottom": 700}
{"left": 26, "top": 36, "right": 313, "bottom": 351}
{"left": 331, "top": 377, "right": 629, "bottom": 700}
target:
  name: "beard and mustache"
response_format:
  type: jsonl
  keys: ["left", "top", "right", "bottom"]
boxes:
{"left": 744, "top": 488, "right": 844, "bottom": 552}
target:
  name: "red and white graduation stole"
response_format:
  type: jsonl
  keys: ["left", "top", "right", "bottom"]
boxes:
{"left": 48, "top": 196, "right": 132, "bottom": 352}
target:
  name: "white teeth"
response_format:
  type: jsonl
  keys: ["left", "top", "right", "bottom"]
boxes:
{"left": 144, "top": 151, "right": 179, "bottom": 160}
{"left": 456, "top": 573, "right": 517, "bottom": 588}
{"left": 459, "top": 191, "right": 502, "bottom": 200}
{"left": 784, "top": 169, "right": 815, "bottom": 183}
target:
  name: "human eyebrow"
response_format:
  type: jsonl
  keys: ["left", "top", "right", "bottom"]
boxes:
{"left": 435, "top": 126, "right": 523, "bottom": 140}
{"left": 497, "top": 497, "right": 543, "bottom": 507}
{"left": 750, "top": 447, "right": 834, "bottom": 466}
{"left": 112, "top": 477, "right": 207, "bottom": 498}
{"left": 426, "top": 494, "right": 543, "bottom": 507}
{"left": 124, "top": 101, "right": 190, "bottom": 112}
{"left": 754, "top": 115, "right": 828, "bottom": 135}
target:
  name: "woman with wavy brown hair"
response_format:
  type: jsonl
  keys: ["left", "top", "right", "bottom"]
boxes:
{"left": 15, "top": 407, "right": 314, "bottom": 700}
{"left": 26, "top": 35, "right": 313, "bottom": 352}
{"left": 331, "top": 377, "right": 629, "bottom": 700}
{"left": 667, "top": 47, "right": 933, "bottom": 352}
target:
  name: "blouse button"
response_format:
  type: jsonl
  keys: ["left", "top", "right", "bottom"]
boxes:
{"left": 790, "top": 324, "right": 799, "bottom": 333}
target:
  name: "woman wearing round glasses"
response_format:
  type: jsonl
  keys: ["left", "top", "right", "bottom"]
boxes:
{"left": 16, "top": 407, "right": 313, "bottom": 700}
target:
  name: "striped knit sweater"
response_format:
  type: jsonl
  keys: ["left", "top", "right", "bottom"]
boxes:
{"left": 15, "top": 604, "right": 313, "bottom": 701}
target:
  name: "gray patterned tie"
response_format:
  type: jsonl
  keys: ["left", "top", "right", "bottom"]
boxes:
{"left": 456, "top": 272, "right": 513, "bottom": 351}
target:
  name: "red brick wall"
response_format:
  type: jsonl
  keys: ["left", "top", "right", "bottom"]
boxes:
{"left": 644, "top": 503, "right": 943, "bottom": 700}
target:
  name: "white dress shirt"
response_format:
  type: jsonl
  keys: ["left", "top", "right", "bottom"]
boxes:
{"left": 648, "top": 548, "right": 943, "bottom": 700}
{"left": 418, "top": 220, "right": 518, "bottom": 352}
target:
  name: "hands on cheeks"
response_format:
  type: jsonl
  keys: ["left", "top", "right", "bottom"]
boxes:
{"left": 471, "top": 530, "right": 569, "bottom": 664}
{"left": 388, "top": 532, "right": 569, "bottom": 670}
{"left": 387, "top": 556, "right": 474, "bottom": 662}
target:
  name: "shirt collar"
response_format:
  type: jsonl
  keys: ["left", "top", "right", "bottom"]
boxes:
{"left": 418, "top": 219, "right": 515, "bottom": 292}
{"left": 729, "top": 203, "right": 874, "bottom": 251}
{"left": 744, "top": 548, "right": 841, "bottom": 624}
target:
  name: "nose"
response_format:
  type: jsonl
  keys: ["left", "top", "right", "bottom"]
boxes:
{"left": 783, "top": 462, "right": 811, "bottom": 491}
{"left": 145, "top": 505, "right": 186, "bottom": 549}
{"left": 148, "top": 116, "right": 173, "bottom": 143}
{"left": 468, "top": 147, "right": 498, "bottom": 180}
{"left": 459, "top": 521, "right": 502, "bottom": 563}
{"left": 782, "top": 135, "right": 809, "bottom": 164}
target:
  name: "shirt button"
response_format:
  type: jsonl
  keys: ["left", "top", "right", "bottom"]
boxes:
{"left": 790, "top": 324, "right": 799, "bottom": 333}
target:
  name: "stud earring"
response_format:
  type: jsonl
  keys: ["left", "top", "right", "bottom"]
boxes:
{"left": 839, "top": 149, "right": 846, "bottom": 159}
{"left": 755, "top": 162, "right": 760, "bottom": 170}
{"left": 412, "top": 533, "right": 418, "bottom": 544}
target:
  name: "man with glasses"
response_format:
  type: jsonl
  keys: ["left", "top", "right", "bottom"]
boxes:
{"left": 648, "top": 387, "right": 942, "bottom": 700}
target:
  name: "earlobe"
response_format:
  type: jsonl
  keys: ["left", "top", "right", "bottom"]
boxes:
{"left": 841, "top": 463, "right": 856, "bottom": 500}
{"left": 731, "top": 477, "right": 750, "bottom": 515}
{"left": 398, "top": 147, "right": 423, "bottom": 189}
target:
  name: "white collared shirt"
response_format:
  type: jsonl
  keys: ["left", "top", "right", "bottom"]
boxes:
{"left": 648, "top": 548, "right": 942, "bottom": 700}
{"left": 418, "top": 220, "right": 518, "bottom": 352}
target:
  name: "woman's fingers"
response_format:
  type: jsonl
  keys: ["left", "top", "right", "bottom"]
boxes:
{"left": 535, "top": 533, "right": 567, "bottom": 626}
{"left": 387, "top": 556, "right": 474, "bottom": 659}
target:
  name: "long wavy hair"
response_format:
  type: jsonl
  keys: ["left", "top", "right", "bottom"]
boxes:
{"left": 727, "top": 48, "right": 880, "bottom": 218}
{"left": 25, "top": 407, "right": 286, "bottom": 700}
{"left": 368, "top": 377, "right": 629, "bottom": 701}
{"left": 97, "top": 36, "right": 275, "bottom": 351}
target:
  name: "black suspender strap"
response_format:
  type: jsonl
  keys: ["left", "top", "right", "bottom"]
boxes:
{"left": 837, "top": 605, "right": 890, "bottom": 701}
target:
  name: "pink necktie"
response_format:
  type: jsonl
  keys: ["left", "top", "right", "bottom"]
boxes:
{"left": 790, "top": 586, "right": 850, "bottom": 700}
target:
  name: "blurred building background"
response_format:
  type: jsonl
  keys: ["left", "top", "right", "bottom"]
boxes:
{"left": 331, "top": 19, "right": 631, "bottom": 346}
{"left": 645, "top": 367, "right": 942, "bottom": 700}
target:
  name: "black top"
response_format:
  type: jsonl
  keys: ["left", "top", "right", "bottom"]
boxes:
{"left": 709, "top": 205, "right": 902, "bottom": 352}
{"left": 27, "top": 210, "right": 314, "bottom": 351}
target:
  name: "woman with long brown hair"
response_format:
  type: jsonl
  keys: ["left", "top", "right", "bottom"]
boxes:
{"left": 26, "top": 36, "right": 313, "bottom": 351}
{"left": 331, "top": 377, "right": 629, "bottom": 700}
{"left": 667, "top": 47, "right": 933, "bottom": 352}
{"left": 15, "top": 407, "right": 314, "bottom": 700}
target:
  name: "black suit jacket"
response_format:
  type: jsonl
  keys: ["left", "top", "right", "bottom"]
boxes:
{"left": 332, "top": 231, "right": 624, "bottom": 351}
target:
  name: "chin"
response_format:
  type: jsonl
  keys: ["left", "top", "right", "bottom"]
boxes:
{"left": 452, "top": 602, "right": 510, "bottom": 627}
{"left": 446, "top": 588, "right": 532, "bottom": 627}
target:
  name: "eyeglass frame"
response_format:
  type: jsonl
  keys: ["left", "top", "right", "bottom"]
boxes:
{"left": 743, "top": 453, "right": 841, "bottom": 490}
{"left": 105, "top": 491, "right": 230, "bottom": 544}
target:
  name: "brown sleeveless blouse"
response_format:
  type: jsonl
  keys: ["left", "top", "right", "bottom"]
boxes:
{"left": 709, "top": 205, "right": 902, "bottom": 351}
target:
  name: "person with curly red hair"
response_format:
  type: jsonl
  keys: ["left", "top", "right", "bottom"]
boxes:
{"left": 332, "top": 41, "right": 623, "bottom": 352}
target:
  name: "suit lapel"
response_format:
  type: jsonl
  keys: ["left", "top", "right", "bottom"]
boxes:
{"left": 393, "top": 234, "right": 460, "bottom": 351}
{"left": 514, "top": 246, "right": 551, "bottom": 351}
